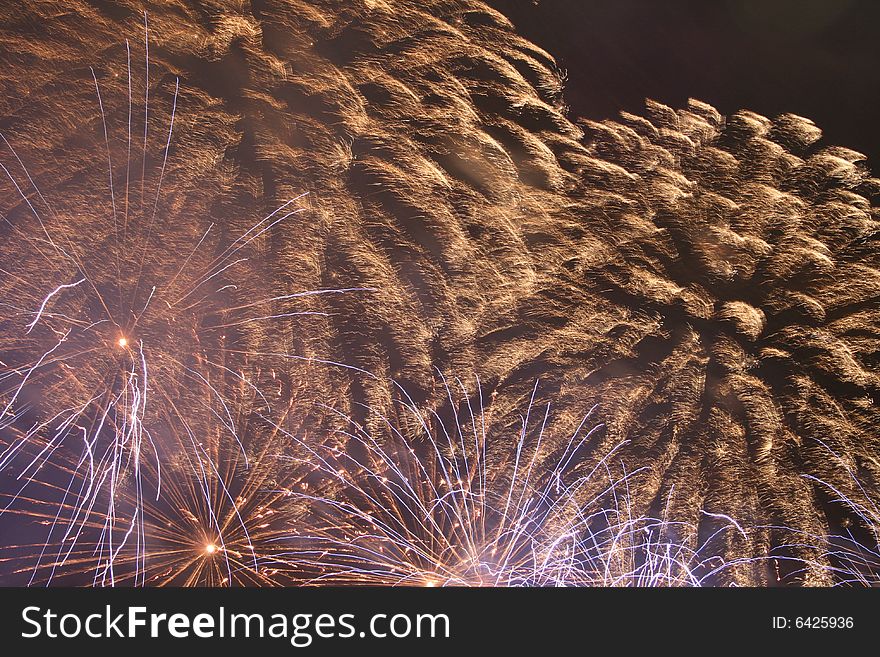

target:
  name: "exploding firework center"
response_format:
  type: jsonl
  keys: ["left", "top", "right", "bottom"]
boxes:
{"left": 203, "top": 543, "right": 217, "bottom": 556}
{"left": 117, "top": 336, "right": 129, "bottom": 349}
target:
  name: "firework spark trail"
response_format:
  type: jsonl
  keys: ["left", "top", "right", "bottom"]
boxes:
{"left": 269, "top": 371, "right": 750, "bottom": 586}
{"left": 24, "top": 280, "right": 87, "bottom": 334}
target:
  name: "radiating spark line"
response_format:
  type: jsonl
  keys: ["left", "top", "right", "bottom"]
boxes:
{"left": 25, "top": 280, "right": 86, "bottom": 334}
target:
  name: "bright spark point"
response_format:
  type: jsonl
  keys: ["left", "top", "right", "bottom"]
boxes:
{"left": 117, "top": 337, "right": 128, "bottom": 348}
{"left": 204, "top": 544, "right": 217, "bottom": 555}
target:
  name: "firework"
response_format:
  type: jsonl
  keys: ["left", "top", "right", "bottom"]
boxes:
{"left": 1, "top": 0, "right": 877, "bottom": 588}
{"left": 0, "top": 18, "right": 365, "bottom": 585}
{"left": 0, "top": 372, "right": 312, "bottom": 586}
{"left": 273, "top": 372, "right": 751, "bottom": 586}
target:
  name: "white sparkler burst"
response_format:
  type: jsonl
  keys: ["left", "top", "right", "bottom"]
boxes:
{"left": 273, "top": 372, "right": 751, "bottom": 586}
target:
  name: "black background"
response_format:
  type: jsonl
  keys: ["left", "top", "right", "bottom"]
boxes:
{"left": 490, "top": 0, "right": 880, "bottom": 166}
{"left": 0, "top": 587, "right": 869, "bottom": 651}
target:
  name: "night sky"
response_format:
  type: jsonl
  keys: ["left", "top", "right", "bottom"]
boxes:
{"left": 490, "top": 0, "right": 880, "bottom": 166}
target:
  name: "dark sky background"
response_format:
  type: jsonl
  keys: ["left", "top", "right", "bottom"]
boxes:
{"left": 490, "top": 0, "right": 880, "bottom": 166}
